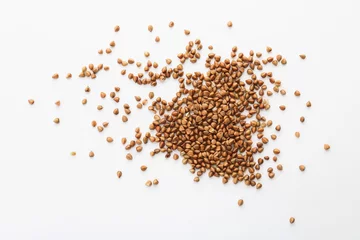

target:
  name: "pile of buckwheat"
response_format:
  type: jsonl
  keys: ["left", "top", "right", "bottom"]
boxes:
{"left": 28, "top": 21, "right": 332, "bottom": 225}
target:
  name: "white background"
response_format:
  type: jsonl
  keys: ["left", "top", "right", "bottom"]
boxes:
{"left": 0, "top": 0, "right": 359, "bottom": 239}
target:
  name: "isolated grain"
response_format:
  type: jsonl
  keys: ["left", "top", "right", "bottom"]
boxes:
{"left": 70, "top": 152, "right": 76, "bottom": 156}
{"left": 306, "top": 101, "right": 312, "bottom": 107}
{"left": 97, "top": 105, "right": 103, "bottom": 111}
{"left": 144, "top": 51, "right": 150, "bottom": 57}
{"left": 55, "top": 100, "right": 60, "bottom": 106}
{"left": 148, "top": 25, "right": 153, "bottom": 32}
{"left": 237, "top": 199, "right": 244, "bottom": 206}
{"left": 104, "top": 66, "right": 110, "bottom": 71}
{"left": 52, "top": 73, "right": 59, "bottom": 79}
{"left": 140, "top": 165, "right": 147, "bottom": 171}
{"left": 102, "top": 122, "right": 109, "bottom": 128}
{"left": 122, "top": 116, "right": 128, "bottom": 122}
{"left": 266, "top": 46, "right": 272, "bottom": 52}
{"left": 53, "top": 118, "right": 60, "bottom": 124}
{"left": 155, "top": 36, "right": 160, "bottom": 42}
{"left": 145, "top": 180, "right": 152, "bottom": 187}
{"left": 299, "top": 54, "right": 306, "bottom": 59}
{"left": 135, "top": 96, "right": 141, "bottom": 102}
{"left": 126, "top": 153, "right": 133, "bottom": 160}
{"left": 136, "top": 103, "right": 142, "bottom": 109}
{"left": 300, "top": 116, "right": 305, "bottom": 122}
{"left": 110, "top": 41, "right": 115, "bottom": 47}
{"left": 256, "top": 183, "right": 262, "bottom": 189}
{"left": 294, "top": 90, "right": 301, "bottom": 96}
{"left": 100, "top": 92, "right": 106, "bottom": 98}
{"left": 121, "top": 138, "right": 127, "bottom": 145}
{"left": 114, "top": 87, "right": 120, "bottom": 92}
{"left": 66, "top": 73, "right": 72, "bottom": 79}
{"left": 28, "top": 99, "right": 35, "bottom": 105}
{"left": 299, "top": 165, "right": 306, "bottom": 171}
{"left": 82, "top": 98, "right": 87, "bottom": 105}
{"left": 268, "top": 172, "right": 275, "bottom": 179}
{"left": 106, "top": 48, "right": 112, "bottom": 54}
{"left": 277, "top": 164, "right": 283, "bottom": 171}
{"left": 275, "top": 125, "right": 281, "bottom": 131}
{"left": 166, "top": 59, "right": 172, "bottom": 65}
{"left": 153, "top": 179, "right": 159, "bottom": 185}
{"left": 149, "top": 92, "right": 154, "bottom": 99}
{"left": 97, "top": 126, "right": 104, "bottom": 132}
{"left": 184, "top": 29, "right": 190, "bottom": 35}
{"left": 279, "top": 105, "right": 286, "bottom": 111}
{"left": 169, "top": 21, "right": 174, "bottom": 27}
{"left": 173, "top": 154, "right": 179, "bottom": 160}
{"left": 114, "top": 25, "right": 120, "bottom": 32}
{"left": 273, "top": 148, "right": 280, "bottom": 154}
{"left": 98, "top": 49, "right": 103, "bottom": 54}
{"left": 113, "top": 108, "right": 119, "bottom": 115}
{"left": 136, "top": 146, "right": 143, "bottom": 152}
{"left": 290, "top": 217, "right": 295, "bottom": 224}
{"left": 85, "top": 86, "right": 90, "bottom": 92}
{"left": 89, "top": 151, "right": 94, "bottom": 158}
{"left": 208, "top": 45, "right": 213, "bottom": 50}
{"left": 91, "top": 121, "right": 97, "bottom": 127}
{"left": 194, "top": 177, "right": 200, "bottom": 182}
{"left": 280, "top": 89, "right": 286, "bottom": 95}
{"left": 121, "top": 69, "right": 126, "bottom": 75}
{"left": 281, "top": 58, "right": 287, "bottom": 64}
{"left": 106, "top": 137, "right": 113, "bottom": 143}
{"left": 324, "top": 144, "right": 330, "bottom": 150}
{"left": 227, "top": 21, "right": 233, "bottom": 27}
{"left": 295, "top": 132, "right": 300, "bottom": 138}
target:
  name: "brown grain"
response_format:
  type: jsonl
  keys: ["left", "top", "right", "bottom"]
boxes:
{"left": 126, "top": 153, "right": 133, "bottom": 160}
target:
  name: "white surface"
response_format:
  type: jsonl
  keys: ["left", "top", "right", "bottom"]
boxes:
{"left": 0, "top": 0, "right": 360, "bottom": 239}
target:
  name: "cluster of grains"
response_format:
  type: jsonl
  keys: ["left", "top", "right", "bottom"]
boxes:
{"left": 145, "top": 46, "right": 287, "bottom": 187}
{"left": 29, "top": 21, "right": 332, "bottom": 224}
